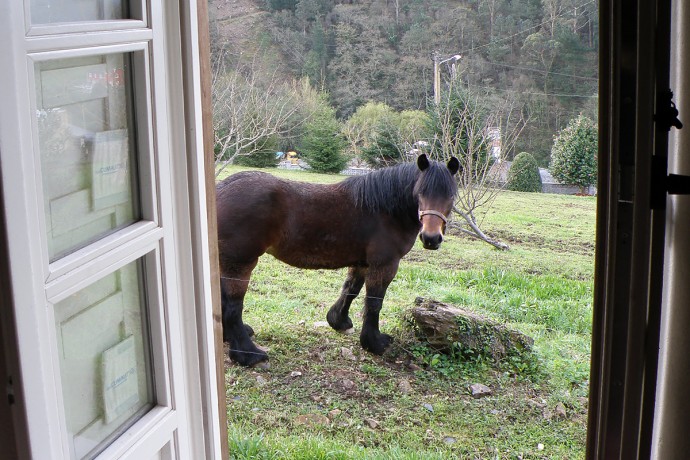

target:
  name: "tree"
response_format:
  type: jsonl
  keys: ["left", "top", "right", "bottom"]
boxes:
{"left": 398, "top": 110, "right": 432, "bottom": 150}
{"left": 233, "top": 134, "right": 280, "bottom": 168}
{"left": 302, "top": 21, "right": 328, "bottom": 86}
{"left": 520, "top": 31, "right": 562, "bottom": 93}
{"left": 211, "top": 54, "right": 311, "bottom": 177}
{"left": 426, "top": 83, "right": 528, "bottom": 250}
{"left": 507, "top": 152, "right": 542, "bottom": 192}
{"left": 342, "top": 101, "right": 399, "bottom": 158}
{"left": 299, "top": 103, "right": 348, "bottom": 174}
{"left": 549, "top": 114, "right": 597, "bottom": 193}
{"left": 360, "top": 120, "right": 406, "bottom": 168}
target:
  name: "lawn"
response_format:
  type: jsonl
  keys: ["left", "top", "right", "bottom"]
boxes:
{"left": 218, "top": 165, "right": 595, "bottom": 459}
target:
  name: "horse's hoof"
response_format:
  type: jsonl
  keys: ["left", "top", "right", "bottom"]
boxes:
{"left": 229, "top": 348, "right": 269, "bottom": 367}
{"left": 326, "top": 310, "right": 353, "bottom": 331}
{"left": 361, "top": 332, "right": 393, "bottom": 355}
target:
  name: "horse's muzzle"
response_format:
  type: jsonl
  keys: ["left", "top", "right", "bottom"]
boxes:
{"left": 419, "top": 232, "right": 443, "bottom": 250}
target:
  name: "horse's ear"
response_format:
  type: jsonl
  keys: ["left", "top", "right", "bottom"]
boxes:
{"left": 417, "top": 154, "right": 430, "bottom": 171}
{"left": 447, "top": 157, "right": 461, "bottom": 175}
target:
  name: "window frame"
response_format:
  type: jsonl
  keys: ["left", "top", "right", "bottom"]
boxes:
{"left": 0, "top": 0, "right": 223, "bottom": 458}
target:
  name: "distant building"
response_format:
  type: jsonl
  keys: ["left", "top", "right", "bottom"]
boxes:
{"left": 486, "top": 127, "right": 501, "bottom": 160}
{"left": 539, "top": 168, "right": 597, "bottom": 195}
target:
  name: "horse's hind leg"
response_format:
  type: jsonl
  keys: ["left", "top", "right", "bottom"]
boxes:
{"left": 220, "top": 261, "right": 268, "bottom": 366}
{"left": 327, "top": 266, "right": 366, "bottom": 331}
{"left": 360, "top": 264, "right": 398, "bottom": 355}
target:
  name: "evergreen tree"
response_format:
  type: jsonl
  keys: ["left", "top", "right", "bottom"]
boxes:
{"left": 299, "top": 106, "right": 348, "bottom": 174}
{"left": 303, "top": 22, "right": 328, "bottom": 85}
{"left": 549, "top": 114, "right": 598, "bottom": 193}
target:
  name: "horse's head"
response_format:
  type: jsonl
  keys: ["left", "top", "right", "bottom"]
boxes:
{"left": 414, "top": 154, "right": 460, "bottom": 250}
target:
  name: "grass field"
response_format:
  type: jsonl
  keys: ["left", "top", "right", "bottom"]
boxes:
{"left": 218, "top": 166, "right": 596, "bottom": 459}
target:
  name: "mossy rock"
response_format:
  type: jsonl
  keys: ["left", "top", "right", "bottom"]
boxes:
{"left": 407, "top": 297, "right": 534, "bottom": 362}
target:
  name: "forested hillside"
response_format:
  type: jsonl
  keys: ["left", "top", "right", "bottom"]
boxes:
{"left": 208, "top": 0, "right": 598, "bottom": 166}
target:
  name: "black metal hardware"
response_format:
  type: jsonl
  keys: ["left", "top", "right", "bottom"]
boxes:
{"left": 650, "top": 90, "right": 684, "bottom": 210}
{"left": 651, "top": 158, "right": 690, "bottom": 210}
{"left": 656, "top": 89, "right": 683, "bottom": 131}
{"left": 667, "top": 174, "right": 690, "bottom": 195}
{"left": 6, "top": 375, "right": 14, "bottom": 405}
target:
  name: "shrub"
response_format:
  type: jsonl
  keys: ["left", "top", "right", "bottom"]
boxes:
{"left": 507, "top": 152, "right": 542, "bottom": 192}
{"left": 233, "top": 135, "right": 279, "bottom": 168}
{"left": 549, "top": 114, "right": 598, "bottom": 193}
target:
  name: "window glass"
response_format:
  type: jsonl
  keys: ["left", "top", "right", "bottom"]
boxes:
{"left": 54, "top": 258, "right": 154, "bottom": 459}
{"left": 31, "top": 0, "right": 128, "bottom": 24}
{"left": 35, "top": 53, "right": 140, "bottom": 261}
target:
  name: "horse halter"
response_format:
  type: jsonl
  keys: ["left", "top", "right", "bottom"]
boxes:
{"left": 418, "top": 209, "right": 448, "bottom": 224}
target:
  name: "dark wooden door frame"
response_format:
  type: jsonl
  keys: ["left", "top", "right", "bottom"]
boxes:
{"left": 588, "top": 1, "right": 673, "bottom": 458}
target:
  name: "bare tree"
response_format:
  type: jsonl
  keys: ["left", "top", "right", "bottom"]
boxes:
{"left": 428, "top": 83, "right": 529, "bottom": 250}
{"left": 212, "top": 53, "right": 311, "bottom": 177}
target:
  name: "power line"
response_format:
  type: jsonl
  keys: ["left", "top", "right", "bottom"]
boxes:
{"left": 454, "top": 0, "right": 597, "bottom": 56}
{"left": 487, "top": 61, "right": 598, "bottom": 81}
{"left": 470, "top": 83, "right": 598, "bottom": 99}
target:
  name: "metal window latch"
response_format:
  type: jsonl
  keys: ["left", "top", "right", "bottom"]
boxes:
{"left": 656, "top": 89, "right": 683, "bottom": 131}
{"left": 651, "top": 90, "right": 685, "bottom": 210}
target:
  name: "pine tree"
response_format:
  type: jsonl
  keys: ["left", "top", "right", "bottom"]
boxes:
{"left": 299, "top": 106, "right": 348, "bottom": 174}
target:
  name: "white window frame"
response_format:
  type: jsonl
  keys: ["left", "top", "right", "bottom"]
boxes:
{"left": 0, "top": 1, "right": 221, "bottom": 458}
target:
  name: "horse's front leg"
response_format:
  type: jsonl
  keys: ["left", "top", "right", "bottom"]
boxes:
{"left": 360, "top": 264, "right": 398, "bottom": 355}
{"left": 327, "top": 266, "right": 367, "bottom": 331}
{"left": 221, "top": 261, "right": 268, "bottom": 367}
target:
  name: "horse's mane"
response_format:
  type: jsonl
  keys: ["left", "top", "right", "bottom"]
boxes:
{"left": 339, "top": 161, "right": 457, "bottom": 216}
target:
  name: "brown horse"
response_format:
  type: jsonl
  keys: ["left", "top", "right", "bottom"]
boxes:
{"left": 216, "top": 154, "right": 460, "bottom": 366}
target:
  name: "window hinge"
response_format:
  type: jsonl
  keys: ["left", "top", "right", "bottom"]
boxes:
{"left": 651, "top": 156, "right": 690, "bottom": 210}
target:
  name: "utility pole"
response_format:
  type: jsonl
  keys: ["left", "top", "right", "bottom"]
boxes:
{"left": 433, "top": 52, "right": 462, "bottom": 105}
{"left": 433, "top": 52, "right": 441, "bottom": 105}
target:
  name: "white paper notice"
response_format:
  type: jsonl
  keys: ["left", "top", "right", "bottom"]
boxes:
{"left": 102, "top": 335, "right": 140, "bottom": 424}
{"left": 91, "top": 129, "right": 130, "bottom": 210}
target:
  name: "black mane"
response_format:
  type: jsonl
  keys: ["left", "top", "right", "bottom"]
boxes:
{"left": 339, "top": 161, "right": 457, "bottom": 216}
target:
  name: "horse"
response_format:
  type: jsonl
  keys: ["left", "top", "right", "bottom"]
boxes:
{"left": 216, "top": 154, "right": 460, "bottom": 366}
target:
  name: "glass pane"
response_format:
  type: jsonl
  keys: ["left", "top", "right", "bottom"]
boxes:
{"left": 54, "top": 258, "right": 154, "bottom": 459}
{"left": 31, "top": 0, "right": 128, "bottom": 24}
{"left": 35, "top": 53, "right": 140, "bottom": 261}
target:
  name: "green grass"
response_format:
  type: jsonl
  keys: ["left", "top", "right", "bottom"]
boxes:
{"left": 219, "top": 165, "right": 595, "bottom": 459}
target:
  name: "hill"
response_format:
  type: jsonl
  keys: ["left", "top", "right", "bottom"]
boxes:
{"left": 207, "top": 0, "right": 599, "bottom": 165}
